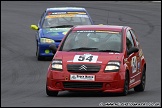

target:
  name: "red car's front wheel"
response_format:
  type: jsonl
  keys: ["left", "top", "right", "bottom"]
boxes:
{"left": 46, "top": 85, "right": 58, "bottom": 97}
{"left": 120, "top": 72, "right": 129, "bottom": 96}
{"left": 134, "top": 67, "right": 146, "bottom": 92}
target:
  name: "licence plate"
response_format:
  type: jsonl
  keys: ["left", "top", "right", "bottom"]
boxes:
{"left": 70, "top": 74, "right": 95, "bottom": 81}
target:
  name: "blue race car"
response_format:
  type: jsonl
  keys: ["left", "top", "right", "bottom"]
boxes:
{"left": 30, "top": 7, "right": 94, "bottom": 60}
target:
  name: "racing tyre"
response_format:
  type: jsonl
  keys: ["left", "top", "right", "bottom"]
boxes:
{"left": 46, "top": 85, "right": 58, "bottom": 96}
{"left": 134, "top": 67, "right": 146, "bottom": 92}
{"left": 120, "top": 72, "right": 129, "bottom": 96}
{"left": 36, "top": 46, "right": 44, "bottom": 61}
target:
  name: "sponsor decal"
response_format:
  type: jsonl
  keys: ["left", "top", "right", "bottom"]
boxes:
{"left": 45, "top": 14, "right": 75, "bottom": 18}
{"left": 70, "top": 74, "right": 95, "bottom": 81}
{"left": 131, "top": 56, "right": 137, "bottom": 73}
{"left": 67, "top": 12, "right": 86, "bottom": 14}
{"left": 130, "top": 78, "right": 135, "bottom": 84}
{"left": 137, "top": 62, "right": 140, "bottom": 70}
{"left": 96, "top": 31, "right": 119, "bottom": 34}
{"left": 76, "top": 30, "right": 94, "bottom": 32}
{"left": 139, "top": 49, "right": 143, "bottom": 57}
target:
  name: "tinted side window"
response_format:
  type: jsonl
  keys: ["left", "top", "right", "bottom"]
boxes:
{"left": 130, "top": 29, "right": 139, "bottom": 47}
{"left": 39, "top": 11, "right": 46, "bottom": 27}
{"left": 126, "top": 30, "right": 135, "bottom": 50}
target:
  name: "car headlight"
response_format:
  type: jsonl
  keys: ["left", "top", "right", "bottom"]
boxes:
{"left": 105, "top": 61, "right": 120, "bottom": 72}
{"left": 51, "top": 59, "right": 62, "bottom": 71}
{"left": 40, "top": 38, "right": 55, "bottom": 43}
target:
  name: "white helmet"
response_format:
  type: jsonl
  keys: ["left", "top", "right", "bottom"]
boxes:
{"left": 47, "top": 18, "right": 58, "bottom": 26}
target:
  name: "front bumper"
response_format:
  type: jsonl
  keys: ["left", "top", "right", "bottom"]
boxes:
{"left": 38, "top": 43, "right": 59, "bottom": 57}
{"left": 47, "top": 70, "right": 125, "bottom": 93}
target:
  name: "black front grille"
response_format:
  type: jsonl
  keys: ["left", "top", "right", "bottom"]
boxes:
{"left": 67, "top": 64, "right": 101, "bottom": 73}
{"left": 63, "top": 82, "right": 103, "bottom": 89}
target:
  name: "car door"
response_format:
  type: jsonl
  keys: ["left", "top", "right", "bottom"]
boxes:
{"left": 130, "top": 29, "right": 142, "bottom": 81}
{"left": 126, "top": 29, "right": 140, "bottom": 86}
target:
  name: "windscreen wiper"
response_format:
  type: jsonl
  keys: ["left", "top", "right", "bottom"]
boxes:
{"left": 98, "top": 50, "right": 120, "bottom": 53}
{"left": 68, "top": 47, "right": 98, "bottom": 51}
{"left": 49, "top": 25, "right": 74, "bottom": 28}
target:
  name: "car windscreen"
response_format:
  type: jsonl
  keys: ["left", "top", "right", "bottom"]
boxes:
{"left": 60, "top": 30, "right": 122, "bottom": 53}
{"left": 42, "top": 12, "right": 92, "bottom": 28}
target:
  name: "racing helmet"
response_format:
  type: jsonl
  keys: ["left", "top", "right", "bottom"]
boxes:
{"left": 47, "top": 18, "right": 58, "bottom": 26}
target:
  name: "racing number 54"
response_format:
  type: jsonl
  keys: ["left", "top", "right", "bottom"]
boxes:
{"left": 73, "top": 55, "right": 98, "bottom": 62}
{"left": 78, "top": 55, "right": 93, "bottom": 61}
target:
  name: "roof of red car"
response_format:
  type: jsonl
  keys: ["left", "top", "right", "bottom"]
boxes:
{"left": 73, "top": 25, "right": 125, "bottom": 31}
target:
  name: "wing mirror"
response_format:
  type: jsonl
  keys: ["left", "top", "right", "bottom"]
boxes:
{"left": 127, "top": 47, "right": 139, "bottom": 56}
{"left": 30, "top": 25, "right": 39, "bottom": 30}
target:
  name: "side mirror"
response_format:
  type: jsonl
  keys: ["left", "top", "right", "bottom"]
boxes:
{"left": 49, "top": 44, "right": 57, "bottom": 54}
{"left": 127, "top": 47, "right": 139, "bottom": 55}
{"left": 30, "top": 25, "right": 39, "bottom": 30}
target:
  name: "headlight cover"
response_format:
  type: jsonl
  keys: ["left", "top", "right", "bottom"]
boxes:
{"left": 40, "top": 38, "right": 55, "bottom": 43}
{"left": 51, "top": 59, "right": 62, "bottom": 71}
{"left": 105, "top": 61, "right": 121, "bottom": 72}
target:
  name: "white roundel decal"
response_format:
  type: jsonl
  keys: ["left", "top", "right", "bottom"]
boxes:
{"left": 73, "top": 54, "right": 98, "bottom": 63}
{"left": 131, "top": 56, "right": 137, "bottom": 73}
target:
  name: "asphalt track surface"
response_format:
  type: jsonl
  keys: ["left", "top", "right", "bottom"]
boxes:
{"left": 1, "top": 1, "right": 161, "bottom": 107}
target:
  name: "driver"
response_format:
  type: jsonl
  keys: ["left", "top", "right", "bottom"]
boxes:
{"left": 46, "top": 18, "right": 59, "bottom": 26}
{"left": 74, "top": 33, "right": 95, "bottom": 48}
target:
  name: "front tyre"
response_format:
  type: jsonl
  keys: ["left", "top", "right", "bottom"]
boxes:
{"left": 36, "top": 45, "right": 44, "bottom": 61}
{"left": 46, "top": 85, "right": 58, "bottom": 96}
{"left": 134, "top": 67, "right": 146, "bottom": 92}
{"left": 120, "top": 72, "right": 129, "bottom": 96}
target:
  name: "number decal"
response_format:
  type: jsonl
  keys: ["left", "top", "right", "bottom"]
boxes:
{"left": 131, "top": 56, "right": 137, "bottom": 73}
{"left": 78, "top": 56, "right": 85, "bottom": 61}
{"left": 85, "top": 55, "right": 93, "bottom": 61}
{"left": 78, "top": 55, "right": 93, "bottom": 61}
{"left": 73, "top": 55, "right": 98, "bottom": 62}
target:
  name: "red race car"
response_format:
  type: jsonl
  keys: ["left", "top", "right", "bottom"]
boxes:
{"left": 46, "top": 25, "right": 146, "bottom": 96}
